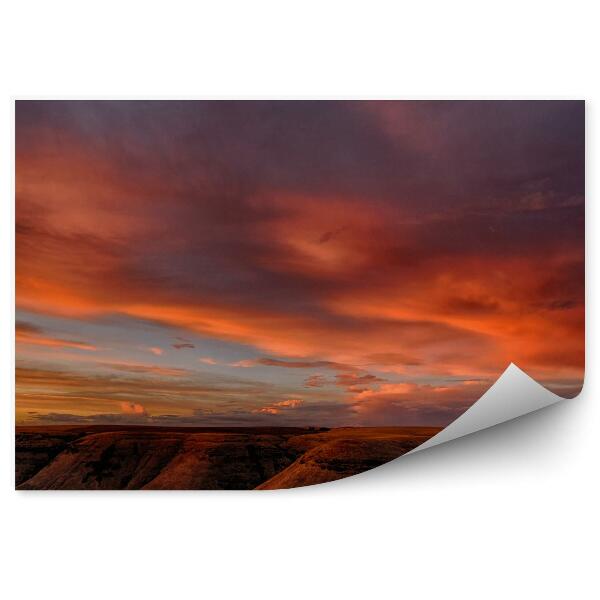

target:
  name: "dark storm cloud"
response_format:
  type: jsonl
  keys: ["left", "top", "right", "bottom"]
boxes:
{"left": 17, "top": 100, "right": 584, "bottom": 200}
{"left": 16, "top": 101, "right": 584, "bottom": 313}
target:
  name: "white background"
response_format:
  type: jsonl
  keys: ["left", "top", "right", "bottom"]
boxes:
{"left": 0, "top": 2, "right": 597, "bottom": 598}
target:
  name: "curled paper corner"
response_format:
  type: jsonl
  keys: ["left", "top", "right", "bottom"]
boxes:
{"left": 409, "top": 363, "right": 565, "bottom": 454}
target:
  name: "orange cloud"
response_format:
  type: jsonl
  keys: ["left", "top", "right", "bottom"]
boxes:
{"left": 16, "top": 321, "right": 96, "bottom": 351}
{"left": 350, "top": 380, "right": 488, "bottom": 426}
{"left": 273, "top": 399, "right": 303, "bottom": 408}
{"left": 15, "top": 223, "right": 583, "bottom": 394}
{"left": 15, "top": 102, "right": 584, "bottom": 417}
{"left": 199, "top": 357, "right": 217, "bottom": 365}
{"left": 253, "top": 398, "right": 303, "bottom": 415}
{"left": 252, "top": 357, "right": 357, "bottom": 371}
{"left": 304, "top": 374, "right": 327, "bottom": 387}
{"left": 120, "top": 401, "right": 147, "bottom": 415}
{"left": 253, "top": 407, "right": 279, "bottom": 415}
{"left": 228, "top": 359, "right": 256, "bottom": 368}
{"left": 15, "top": 364, "right": 296, "bottom": 424}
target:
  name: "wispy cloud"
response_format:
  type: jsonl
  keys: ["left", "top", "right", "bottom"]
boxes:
{"left": 254, "top": 357, "right": 357, "bottom": 372}
{"left": 199, "top": 357, "right": 218, "bottom": 365}
{"left": 16, "top": 321, "right": 96, "bottom": 351}
{"left": 100, "top": 362, "right": 189, "bottom": 377}
{"left": 334, "top": 372, "right": 386, "bottom": 392}
{"left": 15, "top": 101, "right": 584, "bottom": 426}
{"left": 304, "top": 374, "right": 327, "bottom": 388}
{"left": 253, "top": 398, "right": 303, "bottom": 415}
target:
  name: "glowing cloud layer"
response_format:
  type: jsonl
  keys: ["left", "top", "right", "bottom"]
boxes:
{"left": 15, "top": 101, "right": 584, "bottom": 425}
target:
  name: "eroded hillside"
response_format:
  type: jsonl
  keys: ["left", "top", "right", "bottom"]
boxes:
{"left": 16, "top": 426, "right": 439, "bottom": 490}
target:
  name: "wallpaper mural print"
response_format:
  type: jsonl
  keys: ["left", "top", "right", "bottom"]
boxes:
{"left": 15, "top": 100, "right": 585, "bottom": 490}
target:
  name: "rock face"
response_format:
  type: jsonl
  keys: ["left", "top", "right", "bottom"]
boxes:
{"left": 15, "top": 429, "right": 86, "bottom": 486}
{"left": 15, "top": 426, "right": 439, "bottom": 490}
{"left": 258, "top": 427, "right": 438, "bottom": 489}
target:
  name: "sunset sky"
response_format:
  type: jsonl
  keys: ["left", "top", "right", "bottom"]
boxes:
{"left": 15, "top": 101, "right": 585, "bottom": 427}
